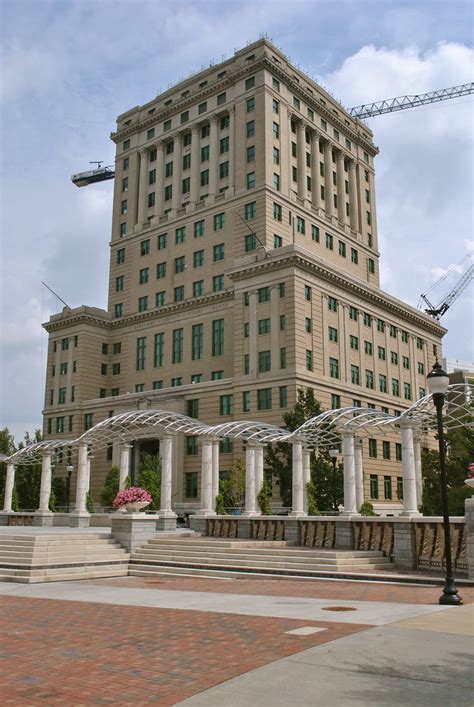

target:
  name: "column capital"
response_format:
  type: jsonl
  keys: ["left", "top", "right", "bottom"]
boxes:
{"left": 191, "top": 124, "right": 200, "bottom": 134}
{"left": 139, "top": 147, "right": 148, "bottom": 157}
{"left": 41, "top": 449, "right": 53, "bottom": 459}
{"left": 354, "top": 437, "right": 363, "bottom": 449}
{"left": 348, "top": 157, "right": 356, "bottom": 170}
{"left": 120, "top": 443, "right": 133, "bottom": 450}
{"left": 342, "top": 429, "right": 356, "bottom": 439}
{"left": 160, "top": 433, "right": 175, "bottom": 441}
{"left": 209, "top": 114, "right": 219, "bottom": 125}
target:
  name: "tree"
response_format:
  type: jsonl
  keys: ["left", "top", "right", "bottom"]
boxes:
{"left": 421, "top": 421, "right": 474, "bottom": 515}
{"left": 100, "top": 466, "right": 121, "bottom": 507}
{"left": 265, "top": 388, "right": 344, "bottom": 511}
{"left": 219, "top": 459, "right": 246, "bottom": 512}
{"left": 265, "top": 388, "right": 323, "bottom": 506}
{"left": 137, "top": 452, "right": 161, "bottom": 511}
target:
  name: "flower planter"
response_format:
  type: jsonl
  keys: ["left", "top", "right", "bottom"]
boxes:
{"left": 124, "top": 501, "right": 150, "bottom": 513}
{"left": 465, "top": 478, "right": 474, "bottom": 488}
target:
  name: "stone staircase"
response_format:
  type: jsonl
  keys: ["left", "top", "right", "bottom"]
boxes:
{"left": 0, "top": 533, "right": 130, "bottom": 583}
{"left": 129, "top": 537, "right": 395, "bottom": 580}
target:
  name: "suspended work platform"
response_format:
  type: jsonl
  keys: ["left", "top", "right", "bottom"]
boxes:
{"left": 71, "top": 165, "right": 115, "bottom": 187}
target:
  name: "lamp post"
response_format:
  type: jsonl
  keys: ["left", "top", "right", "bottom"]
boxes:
{"left": 329, "top": 448, "right": 339, "bottom": 513}
{"left": 66, "top": 464, "right": 73, "bottom": 513}
{"left": 426, "top": 361, "right": 462, "bottom": 606}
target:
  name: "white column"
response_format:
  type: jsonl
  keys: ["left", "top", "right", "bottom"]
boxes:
{"left": 354, "top": 438, "right": 364, "bottom": 511}
{"left": 119, "top": 445, "right": 132, "bottom": 490}
{"left": 208, "top": 116, "right": 219, "bottom": 196}
{"left": 137, "top": 149, "right": 148, "bottom": 226}
{"left": 86, "top": 457, "right": 92, "bottom": 494}
{"left": 155, "top": 142, "right": 165, "bottom": 217}
{"left": 254, "top": 446, "right": 264, "bottom": 503}
{"left": 302, "top": 448, "right": 311, "bottom": 513}
{"left": 297, "top": 120, "right": 306, "bottom": 200}
{"left": 197, "top": 439, "right": 214, "bottom": 515}
{"left": 348, "top": 160, "right": 359, "bottom": 232}
{"left": 190, "top": 126, "right": 200, "bottom": 204}
{"left": 413, "top": 433, "right": 423, "bottom": 510}
{"left": 212, "top": 440, "right": 220, "bottom": 509}
{"left": 290, "top": 440, "right": 305, "bottom": 516}
{"left": 310, "top": 131, "right": 321, "bottom": 210}
{"left": 3, "top": 463, "right": 15, "bottom": 512}
{"left": 159, "top": 435, "right": 174, "bottom": 513}
{"left": 342, "top": 432, "right": 357, "bottom": 514}
{"left": 243, "top": 445, "right": 258, "bottom": 516}
{"left": 74, "top": 443, "right": 89, "bottom": 513}
{"left": 336, "top": 151, "right": 346, "bottom": 225}
{"left": 401, "top": 425, "right": 420, "bottom": 516}
{"left": 323, "top": 141, "right": 333, "bottom": 219}
{"left": 37, "top": 451, "right": 53, "bottom": 512}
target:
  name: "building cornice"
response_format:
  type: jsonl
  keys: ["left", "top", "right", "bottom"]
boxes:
{"left": 110, "top": 55, "right": 377, "bottom": 158}
{"left": 227, "top": 247, "right": 446, "bottom": 336}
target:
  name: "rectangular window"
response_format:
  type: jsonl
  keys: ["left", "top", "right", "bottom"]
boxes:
{"left": 349, "top": 306, "right": 358, "bottom": 321}
{"left": 338, "top": 240, "right": 346, "bottom": 257}
{"left": 328, "top": 296, "right": 338, "bottom": 312}
{"left": 402, "top": 356, "right": 410, "bottom": 370}
{"left": 246, "top": 172, "right": 256, "bottom": 189}
{"left": 258, "top": 350, "right": 271, "bottom": 372}
{"left": 304, "top": 285, "right": 311, "bottom": 301}
{"left": 113, "top": 342, "right": 121, "bottom": 355}
{"left": 364, "top": 313, "right": 372, "bottom": 326}
{"left": 172, "top": 328, "right": 183, "bottom": 364}
{"left": 220, "top": 394, "right": 234, "bottom": 415}
{"left": 154, "top": 333, "right": 164, "bottom": 367}
{"left": 246, "top": 120, "right": 255, "bottom": 138}
{"left": 273, "top": 203, "right": 282, "bottom": 221}
{"left": 351, "top": 365, "right": 360, "bottom": 385}
{"left": 351, "top": 248, "right": 359, "bottom": 264}
{"left": 257, "top": 388, "right": 272, "bottom": 411}
{"left": 212, "top": 319, "right": 224, "bottom": 357}
{"left": 325, "top": 233, "right": 333, "bottom": 250}
{"left": 328, "top": 326, "right": 338, "bottom": 343}
{"left": 245, "top": 233, "right": 256, "bottom": 252}
{"left": 112, "top": 363, "right": 121, "bottom": 375}
{"left": 213, "top": 275, "right": 224, "bottom": 292}
{"left": 214, "top": 213, "right": 225, "bottom": 230}
{"left": 273, "top": 234, "right": 283, "bottom": 248}
{"left": 192, "top": 280, "right": 204, "bottom": 298}
{"left": 379, "top": 374, "right": 387, "bottom": 393}
{"left": 246, "top": 96, "right": 255, "bottom": 112}
{"left": 175, "top": 226, "right": 186, "bottom": 244}
{"left": 366, "top": 370, "right": 374, "bottom": 389}
{"left": 200, "top": 169, "right": 209, "bottom": 186}
{"left": 245, "top": 201, "right": 256, "bottom": 219}
{"left": 191, "top": 324, "right": 204, "bottom": 361}
{"left": 384, "top": 476, "right": 392, "bottom": 500}
{"left": 306, "top": 350, "right": 313, "bottom": 371}
{"left": 404, "top": 382, "right": 412, "bottom": 400}
{"left": 258, "top": 318, "right": 271, "bottom": 335}
{"left": 311, "top": 225, "right": 319, "bottom": 242}
{"left": 139, "top": 267, "right": 149, "bottom": 284}
{"left": 383, "top": 441, "right": 391, "bottom": 460}
{"left": 220, "top": 136, "right": 229, "bottom": 154}
{"left": 280, "top": 347, "right": 286, "bottom": 369}
{"left": 392, "top": 378, "right": 400, "bottom": 396}
{"left": 378, "top": 346, "right": 386, "bottom": 360}
{"left": 331, "top": 394, "right": 341, "bottom": 410}
{"left": 391, "top": 351, "right": 398, "bottom": 365}
{"left": 363, "top": 341, "right": 372, "bottom": 355}
{"left": 164, "top": 185, "right": 172, "bottom": 202}
{"left": 242, "top": 390, "right": 251, "bottom": 413}
{"left": 272, "top": 121, "right": 280, "bottom": 139}
{"left": 219, "top": 161, "right": 229, "bottom": 179}
{"left": 175, "top": 256, "right": 185, "bottom": 273}
{"left": 369, "top": 438, "right": 377, "bottom": 458}
{"left": 273, "top": 146, "right": 280, "bottom": 164}
{"left": 136, "top": 337, "right": 146, "bottom": 371}
{"left": 213, "top": 243, "right": 225, "bottom": 262}
{"left": 119, "top": 222, "right": 126, "bottom": 238}
{"left": 114, "top": 303, "right": 123, "bottom": 318}
{"left": 186, "top": 436, "right": 198, "bottom": 456}
{"left": 173, "top": 285, "right": 184, "bottom": 303}
{"left": 296, "top": 216, "right": 305, "bottom": 234}
{"left": 377, "top": 319, "right": 385, "bottom": 333}
{"left": 193, "top": 250, "right": 204, "bottom": 268}
{"left": 258, "top": 287, "right": 270, "bottom": 303}
{"left": 329, "top": 357, "right": 339, "bottom": 378}
{"left": 156, "top": 291, "right": 166, "bottom": 307}
{"left": 246, "top": 145, "right": 255, "bottom": 163}
{"left": 350, "top": 335, "right": 359, "bottom": 350}
{"left": 396, "top": 443, "right": 402, "bottom": 462}
{"left": 279, "top": 386, "right": 288, "bottom": 408}
{"left": 273, "top": 173, "right": 280, "bottom": 190}
{"left": 370, "top": 475, "right": 379, "bottom": 499}
{"left": 368, "top": 257, "right": 375, "bottom": 274}
{"left": 305, "top": 317, "right": 312, "bottom": 333}
{"left": 84, "top": 413, "right": 93, "bottom": 431}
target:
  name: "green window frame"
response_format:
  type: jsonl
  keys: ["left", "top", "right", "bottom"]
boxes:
{"left": 220, "top": 394, "right": 234, "bottom": 415}
{"left": 212, "top": 319, "right": 224, "bottom": 357}
{"left": 192, "top": 324, "right": 203, "bottom": 360}
{"left": 136, "top": 337, "right": 146, "bottom": 371}
{"left": 172, "top": 328, "right": 183, "bottom": 364}
{"left": 154, "top": 333, "right": 164, "bottom": 367}
{"left": 257, "top": 388, "right": 272, "bottom": 411}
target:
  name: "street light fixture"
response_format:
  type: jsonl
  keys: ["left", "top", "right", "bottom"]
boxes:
{"left": 426, "top": 360, "right": 462, "bottom": 606}
{"left": 66, "top": 464, "right": 73, "bottom": 513}
{"left": 329, "top": 448, "right": 339, "bottom": 514}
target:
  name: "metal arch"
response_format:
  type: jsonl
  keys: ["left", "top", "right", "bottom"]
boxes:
{"left": 77, "top": 408, "right": 215, "bottom": 450}
{"left": 5, "top": 439, "right": 77, "bottom": 466}
{"left": 294, "top": 406, "right": 398, "bottom": 449}
{"left": 397, "top": 383, "right": 473, "bottom": 431}
{"left": 205, "top": 420, "right": 292, "bottom": 444}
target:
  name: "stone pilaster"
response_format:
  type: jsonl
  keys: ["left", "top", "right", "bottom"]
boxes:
{"left": 323, "top": 140, "right": 333, "bottom": 219}
{"left": 110, "top": 513, "right": 159, "bottom": 553}
{"left": 394, "top": 520, "right": 416, "bottom": 570}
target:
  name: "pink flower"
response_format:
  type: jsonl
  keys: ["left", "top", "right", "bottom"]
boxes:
{"left": 113, "top": 487, "right": 152, "bottom": 508}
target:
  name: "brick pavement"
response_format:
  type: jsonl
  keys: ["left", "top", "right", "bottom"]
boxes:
{"left": 0, "top": 595, "right": 369, "bottom": 706}
{"left": 94, "top": 575, "right": 474, "bottom": 605}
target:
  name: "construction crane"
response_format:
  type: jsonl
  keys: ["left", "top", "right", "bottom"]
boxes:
{"left": 419, "top": 255, "right": 473, "bottom": 319}
{"left": 71, "top": 82, "right": 473, "bottom": 187}
{"left": 350, "top": 82, "right": 474, "bottom": 119}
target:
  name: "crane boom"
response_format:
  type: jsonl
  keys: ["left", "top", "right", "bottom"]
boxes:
{"left": 349, "top": 83, "right": 474, "bottom": 119}
{"left": 422, "top": 264, "right": 474, "bottom": 319}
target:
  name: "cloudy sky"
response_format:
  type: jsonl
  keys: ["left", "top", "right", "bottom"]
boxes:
{"left": 1, "top": 0, "right": 473, "bottom": 442}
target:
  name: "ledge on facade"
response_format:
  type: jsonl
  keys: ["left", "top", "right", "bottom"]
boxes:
{"left": 43, "top": 305, "right": 111, "bottom": 331}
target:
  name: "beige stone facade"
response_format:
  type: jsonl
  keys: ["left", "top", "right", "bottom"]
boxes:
{"left": 43, "top": 39, "right": 445, "bottom": 512}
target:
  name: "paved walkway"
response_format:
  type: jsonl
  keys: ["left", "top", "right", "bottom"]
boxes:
{"left": 0, "top": 576, "right": 472, "bottom": 705}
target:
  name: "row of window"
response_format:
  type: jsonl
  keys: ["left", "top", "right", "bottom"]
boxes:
{"left": 370, "top": 475, "right": 403, "bottom": 501}
{"left": 52, "top": 336, "right": 78, "bottom": 352}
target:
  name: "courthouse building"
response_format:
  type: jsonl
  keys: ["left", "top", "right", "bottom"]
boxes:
{"left": 43, "top": 38, "right": 445, "bottom": 513}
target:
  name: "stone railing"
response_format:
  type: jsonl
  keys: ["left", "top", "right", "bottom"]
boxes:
{"left": 192, "top": 513, "right": 471, "bottom": 577}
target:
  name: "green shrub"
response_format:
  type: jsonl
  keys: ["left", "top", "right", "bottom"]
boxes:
{"left": 137, "top": 453, "right": 161, "bottom": 511}
{"left": 100, "top": 466, "right": 120, "bottom": 507}
{"left": 215, "top": 493, "right": 227, "bottom": 514}
{"left": 360, "top": 501, "right": 378, "bottom": 516}
{"left": 257, "top": 478, "right": 272, "bottom": 515}
{"left": 306, "top": 480, "right": 320, "bottom": 516}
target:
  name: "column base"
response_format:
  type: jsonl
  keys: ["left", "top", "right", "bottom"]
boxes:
{"left": 156, "top": 510, "right": 177, "bottom": 532}
{"left": 69, "top": 511, "right": 91, "bottom": 528}
{"left": 399, "top": 510, "right": 421, "bottom": 518}
{"left": 340, "top": 510, "right": 360, "bottom": 517}
{"left": 241, "top": 511, "right": 260, "bottom": 518}
{"left": 33, "top": 511, "right": 54, "bottom": 527}
{"left": 289, "top": 511, "right": 307, "bottom": 518}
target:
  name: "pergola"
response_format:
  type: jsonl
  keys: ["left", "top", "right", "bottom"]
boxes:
{"left": 2, "top": 383, "right": 472, "bottom": 525}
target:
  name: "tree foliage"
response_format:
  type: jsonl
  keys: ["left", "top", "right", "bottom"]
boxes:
{"left": 137, "top": 452, "right": 161, "bottom": 511}
{"left": 220, "top": 458, "right": 246, "bottom": 511}
{"left": 265, "top": 388, "right": 344, "bottom": 511}
{"left": 421, "top": 422, "right": 474, "bottom": 516}
{"left": 100, "top": 466, "right": 121, "bottom": 507}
